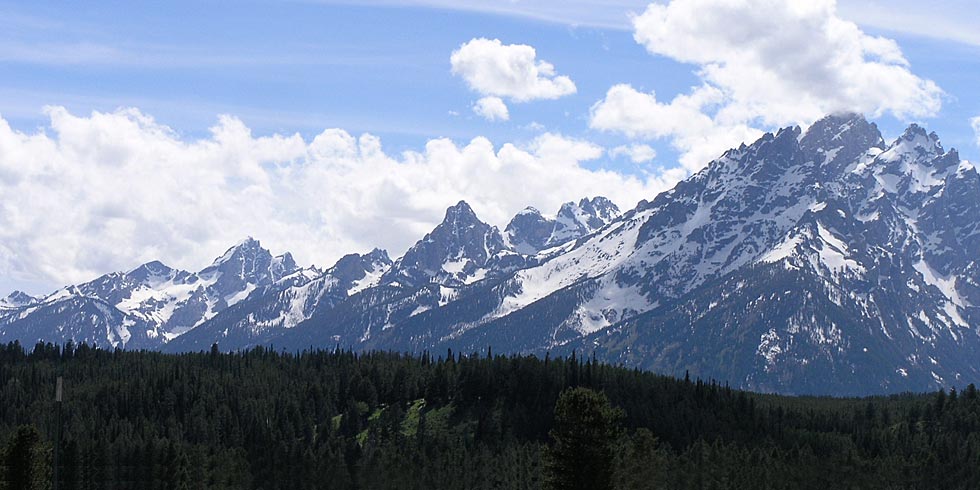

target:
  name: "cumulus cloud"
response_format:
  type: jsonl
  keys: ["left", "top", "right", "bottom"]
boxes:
{"left": 473, "top": 96, "right": 510, "bottom": 121}
{"left": 450, "top": 38, "right": 576, "bottom": 102}
{"left": 592, "top": 84, "right": 763, "bottom": 171}
{"left": 0, "top": 107, "right": 671, "bottom": 292}
{"left": 632, "top": 0, "right": 941, "bottom": 123}
{"left": 592, "top": 0, "right": 942, "bottom": 170}
{"left": 610, "top": 143, "right": 657, "bottom": 163}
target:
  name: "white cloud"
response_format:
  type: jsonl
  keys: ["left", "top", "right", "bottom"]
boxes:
{"left": 450, "top": 38, "right": 576, "bottom": 102}
{"left": 972, "top": 116, "right": 980, "bottom": 146}
{"left": 632, "top": 0, "right": 942, "bottom": 124}
{"left": 473, "top": 96, "right": 510, "bottom": 121}
{"left": 610, "top": 143, "right": 657, "bottom": 163}
{"left": 592, "top": 0, "right": 942, "bottom": 171}
{"left": 0, "top": 107, "right": 672, "bottom": 293}
{"left": 592, "top": 84, "right": 763, "bottom": 171}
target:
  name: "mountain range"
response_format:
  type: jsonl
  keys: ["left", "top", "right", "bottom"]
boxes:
{"left": 4, "top": 113, "right": 980, "bottom": 395}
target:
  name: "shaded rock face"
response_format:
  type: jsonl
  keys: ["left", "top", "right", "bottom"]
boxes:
{"left": 551, "top": 196, "right": 620, "bottom": 244}
{"left": 382, "top": 201, "right": 508, "bottom": 288}
{"left": 505, "top": 197, "right": 621, "bottom": 254}
{"left": 165, "top": 248, "right": 393, "bottom": 352}
{"left": 505, "top": 208, "right": 554, "bottom": 254}
{"left": 9, "top": 113, "right": 980, "bottom": 396}
{"left": 1, "top": 291, "right": 36, "bottom": 308}
{"left": 199, "top": 237, "right": 298, "bottom": 301}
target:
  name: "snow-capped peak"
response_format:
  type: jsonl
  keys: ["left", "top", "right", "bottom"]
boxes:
{"left": 383, "top": 201, "right": 506, "bottom": 287}
{"left": 209, "top": 236, "right": 264, "bottom": 267}
{"left": 126, "top": 260, "right": 177, "bottom": 284}
{"left": 0, "top": 237, "right": 304, "bottom": 347}
{"left": 443, "top": 200, "right": 480, "bottom": 226}
{"left": 329, "top": 249, "right": 393, "bottom": 290}
{"left": 0, "top": 291, "right": 37, "bottom": 308}
{"left": 882, "top": 124, "right": 945, "bottom": 162}
{"left": 506, "top": 196, "right": 621, "bottom": 254}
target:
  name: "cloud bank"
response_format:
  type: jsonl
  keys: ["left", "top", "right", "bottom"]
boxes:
{"left": 591, "top": 0, "right": 943, "bottom": 171}
{"left": 0, "top": 107, "right": 670, "bottom": 292}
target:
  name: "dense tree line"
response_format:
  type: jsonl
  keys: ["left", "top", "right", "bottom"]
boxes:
{"left": 0, "top": 341, "right": 979, "bottom": 489}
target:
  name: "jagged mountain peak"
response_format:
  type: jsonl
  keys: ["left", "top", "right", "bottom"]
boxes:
{"left": 126, "top": 260, "right": 176, "bottom": 282}
{"left": 800, "top": 112, "right": 884, "bottom": 163}
{"left": 271, "top": 252, "right": 298, "bottom": 276}
{"left": 134, "top": 259, "right": 170, "bottom": 271}
{"left": 567, "top": 196, "right": 620, "bottom": 225}
{"left": 1, "top": 236, "right": 303, "bottom": 349}
{"left": 1, "top": 290, "right": 36, "bottom": 308}
{"left": 866, "top": 125, "right": 961, "bottom": 204}
{"left": 551, "top": 197, "right": 622, "bottom": 246}
{"left": 505, "top": 197, "right": 621, "bottom": 255}
{"left": 430, "top": 201, "right": 495, "bottom": 239}
{"left": 199, "top": 237, "right": 299, "bottom": 285}
{"left": 900, "top": 122, "right": 937, "bottom": 141}
{"left": 443, "top": 200, "right": 480, "bottom": 224}
{"left": 209, "top": 237, "right": 266, "bottom": 267}
{"left": 688, "top": 114, "right": 903, "bottom": 200}
{"left": 329, "top": 249, "right": 393, "bottom": 287}
{"left": 506, "top": 207, "right": 554, "bottom": 254}
{"left": 364, "top": 247, "right": 391, "bottom": 263}
{"left": 893, "top": 123, "right": 945, "bottom": 157}
{"left": 383, "top": 202, "right": 505, "bottom": 287}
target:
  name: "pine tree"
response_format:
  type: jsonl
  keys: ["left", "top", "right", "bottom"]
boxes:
{"left": 545, "top": 387, "right": 622, "bottom": 490}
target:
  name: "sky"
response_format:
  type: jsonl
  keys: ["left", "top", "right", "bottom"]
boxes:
{"left": 1, "top": 0, "right": 980, "bottom": 295}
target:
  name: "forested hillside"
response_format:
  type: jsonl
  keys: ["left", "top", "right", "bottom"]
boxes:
{"left": 1, "top": 342, "right": 979, "bottom": 489}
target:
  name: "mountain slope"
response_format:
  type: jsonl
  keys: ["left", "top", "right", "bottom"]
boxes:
{"left": 302, "top": 113, "right": 980, "bottom": 395}
{"left": 5, "top": 114, "right": 980, "bottom": 395}
{"left": 165, "top": 249, "right": 392, "bottom": 351}
{"left": 445, "top": 114, "right": 980, "bottom": 394}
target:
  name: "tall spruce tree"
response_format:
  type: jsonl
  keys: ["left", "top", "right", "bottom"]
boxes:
{"left": 545, "top": 387, "right": 622, "bottom": 490}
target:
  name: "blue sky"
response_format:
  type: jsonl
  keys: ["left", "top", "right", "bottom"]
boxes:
{"left": 1, "top": 0, "right": 980, "bottom": 294}
{"left": 5, "top": 1, "right": 977, "bottom": 166}
{"left": 0, "top": 1, "right": 681, "bottom": 162}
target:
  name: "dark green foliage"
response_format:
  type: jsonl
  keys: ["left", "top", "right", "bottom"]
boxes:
{"left": 1, "top": 341, "right": 980, "bottom": 489}
{"left": 545, "top": 388, "right": 622, "bottom": 490}
{"left": 0, "top": 425, "right": 50, "bottom": 490}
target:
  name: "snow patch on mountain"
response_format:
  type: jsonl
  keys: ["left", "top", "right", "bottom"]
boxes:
{"left": 563, "top": 279, "right": 654, "bottom": 336}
